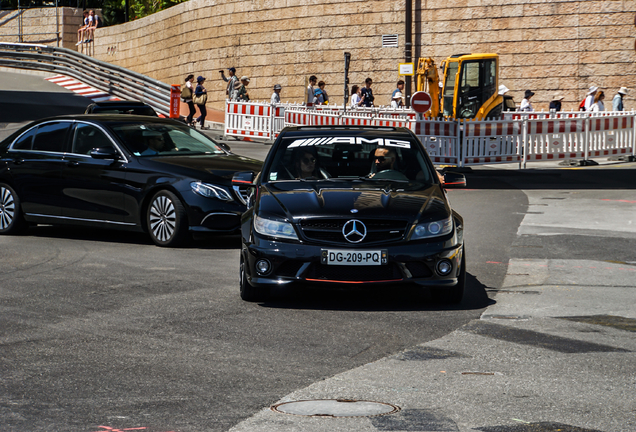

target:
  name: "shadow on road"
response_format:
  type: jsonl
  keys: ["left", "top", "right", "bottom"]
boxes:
{"left": 24, "top": 225, "right": 242, "bottom": 249}
{"left": 0, "top": 90, "right": 89, "bottom": 123}
{"left": 259, "top": 272, "right": 494, "bottom": 312}
{"left": 461, "top": 166, "right": 636, "bottom": 190}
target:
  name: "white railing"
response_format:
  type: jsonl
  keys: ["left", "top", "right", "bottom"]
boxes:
{"left": 225, "top": 100, "right": 636, "bottom": 168}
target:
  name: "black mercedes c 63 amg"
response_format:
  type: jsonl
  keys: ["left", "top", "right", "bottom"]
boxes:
{"left": 234, "top": 126, "right": 467, "bottom": 303}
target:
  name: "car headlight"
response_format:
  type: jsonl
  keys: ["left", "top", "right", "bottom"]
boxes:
{"left": 411, "top": 216, "right": 453, "bottom": 240}
{"left": 191, "top": 182, "right": 233, "bottom": 201}
{"left": 254, "top": 214, "right": 298, "bottom": 240}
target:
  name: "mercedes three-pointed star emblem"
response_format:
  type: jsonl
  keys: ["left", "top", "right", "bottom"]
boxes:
{"left": 342, "top": 219, "right": 367, "bottom": 243}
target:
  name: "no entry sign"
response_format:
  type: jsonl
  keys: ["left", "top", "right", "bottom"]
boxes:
{"left": 411, "top": 91, "right": 432, "bottom": 114}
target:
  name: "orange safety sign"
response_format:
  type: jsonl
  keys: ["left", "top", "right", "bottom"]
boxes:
{"left": 170, "top": 85, "right": 181, "bottom": 118}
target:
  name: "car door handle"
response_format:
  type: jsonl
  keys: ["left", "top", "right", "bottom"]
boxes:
{"left": 12, "top": 158, "right": 24, "bottom": 165}
{"left": 67, "top": 160, "right": 80, "bottom": 167}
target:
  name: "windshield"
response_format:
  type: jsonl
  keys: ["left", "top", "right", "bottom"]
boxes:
{"left": 108, "top": 122, "right": 226, "bottom": 156}
{"left": 264, "top": 133, "right": 436, "bottom": 186}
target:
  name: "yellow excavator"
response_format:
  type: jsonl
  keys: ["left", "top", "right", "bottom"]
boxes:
{"left": 416, "top": 53, "right": 503, "bottom": 120}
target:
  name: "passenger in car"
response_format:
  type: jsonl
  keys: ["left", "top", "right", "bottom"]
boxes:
{"left": 292, "top": 148, "right": 321, "bottom": 179}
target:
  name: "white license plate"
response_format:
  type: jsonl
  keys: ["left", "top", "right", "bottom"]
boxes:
{"left": 321, "top": 249, "right": 387, "bottom": 266}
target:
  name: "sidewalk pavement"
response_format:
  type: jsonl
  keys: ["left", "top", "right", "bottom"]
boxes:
{"left": 229, "top": 258, "right": 636, "bottom": 432}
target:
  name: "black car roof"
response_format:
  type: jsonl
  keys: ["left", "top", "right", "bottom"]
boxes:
{"left": 30, "top": 114, "right": 178, "bottom": 123}
{"left": 88, "top": 101, "right": 152, "bottom": 107}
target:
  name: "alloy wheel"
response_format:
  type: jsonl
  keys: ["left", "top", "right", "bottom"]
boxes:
{"left": 0, "top": 186, "right": 16, "bottom": 230}
{"left": 149, "top": 195, "right": 176, "bottom": 242}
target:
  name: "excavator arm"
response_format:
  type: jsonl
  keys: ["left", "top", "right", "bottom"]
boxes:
{"left": 416, "top": 57, "right": 440, "bottom": 118}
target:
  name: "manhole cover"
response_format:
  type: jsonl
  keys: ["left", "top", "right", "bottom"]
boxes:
{"left": 271, "top": 399, "right": 400, "bottom": 417}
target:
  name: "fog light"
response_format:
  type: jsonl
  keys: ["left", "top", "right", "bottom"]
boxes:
{"left": 256, "top": 259, "right": 271, "bottom": 275}
{"left": 436, "top": 260, "right": 453, "bottom": 276}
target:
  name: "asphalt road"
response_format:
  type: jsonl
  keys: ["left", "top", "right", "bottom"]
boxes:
{"left": 1, "top": 70, "right": 635, "bottom": 432}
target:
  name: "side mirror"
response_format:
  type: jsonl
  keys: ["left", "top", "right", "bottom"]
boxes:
{"left": 443, "top": 171, "right": 466, "bottom": 188}
{"left": 90, "top": 147, "right": 120, "bottom": 160}
{"left": 218, "top": 142, "right": 232, "bottom": 152}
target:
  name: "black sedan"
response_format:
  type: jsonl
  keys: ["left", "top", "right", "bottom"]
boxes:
{"left": 235, "top": 126, "right": 467, "bottom": 303}
{"left": 0, "top": 115, "right": 262, "bottom": 246}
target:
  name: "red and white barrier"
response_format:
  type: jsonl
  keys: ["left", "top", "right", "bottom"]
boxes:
{"left": 225, "top": 102, "right": 636, "bottom": 168}
{"left": 462, "top": 119, "right": 523, "bottom": 165}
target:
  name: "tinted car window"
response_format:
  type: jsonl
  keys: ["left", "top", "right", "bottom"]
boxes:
{"left": 12, "top": 127, "right": 37, "bottom": 150}
{"left": 90, "top": 107, "right": 157, "bottom": 116}
{"left": 108, "top": 122, "right": 226, "bottom": 156}
{"left": 32, "top": 122, "right": 71, "bottom": 153}
{"left": 265, "top": 134, "right": 434, "bottom": 187}
{"left": 72, "top": 124, "right": 114, "bottom": 155}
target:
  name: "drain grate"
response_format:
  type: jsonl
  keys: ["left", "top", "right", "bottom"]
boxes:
{"left": 271, "top": 399, "right": 400, "bottom": 418}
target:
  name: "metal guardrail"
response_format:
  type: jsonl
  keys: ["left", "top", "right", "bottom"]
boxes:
{"left": 0, "top": 42, "right": 171, "bottom": 115}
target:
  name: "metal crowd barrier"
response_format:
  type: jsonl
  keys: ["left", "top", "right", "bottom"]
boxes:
{"left": 0, "top": 42, "right": 171, "bottom": 116}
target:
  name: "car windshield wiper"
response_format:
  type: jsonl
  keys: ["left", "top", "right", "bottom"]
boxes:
{"left": 356, "top": 176, "right": 410, "bottom": 183}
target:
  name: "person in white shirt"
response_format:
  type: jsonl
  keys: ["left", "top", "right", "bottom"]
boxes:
{"left": 306, "top": 75, "right": 317, "bottom": 106}
{"left": 589, "top": 91, "right": 605, "bottom": 112}
{"left": 519, "top": 90, "right": 534, "bottom": 112}
{"left": 584, "top": 86, "right": 598, "bottom": 111}
{"left": 391, "top": 91, "right": 403, "bottom": 108}
{"left": 271, "top": 84, "right": 281, "bottom": 104}
{"left": 350, "top": 85, "right": 362, "bottom": 107}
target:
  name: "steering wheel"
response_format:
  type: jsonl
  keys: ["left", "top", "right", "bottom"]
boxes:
{"left": 372, "top": 169, "right": 409, "bottom": 181}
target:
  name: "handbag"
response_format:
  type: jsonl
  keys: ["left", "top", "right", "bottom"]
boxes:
{"left": 181, "top": 85, "right": 192, "bottom": 100}
{"left": 193, "top": 93, "right": 207, "bottom": 105}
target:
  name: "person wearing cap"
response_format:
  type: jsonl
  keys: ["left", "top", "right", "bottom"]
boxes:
{"left": 613, "top": 87, "right": 628, "bottom": 111}
{"left": 220, "top": 67, "right": 238, "bottom": 100}
{"left": 194, "top": 76, "right": 208, "bottom": 129}
{"left": 271, "top": 84, "right": 282, "bottom": 104}
{"left": 391, "top": 91, "right": 404, "bottom": 108}
{"left": 520, "top": 90, "right": 535, "bottom": 112}
{"left": 549, "top": 94, "right": 564, "bottom": 112}
{"left": 237, "top": 76, "right": 250, "bottom": 101}
{"left": 584, "top": 86, "right": 598, "bottom": 111}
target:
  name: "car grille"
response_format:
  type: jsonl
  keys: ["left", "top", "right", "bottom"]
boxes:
{"left": 275, "top": 260, "right": 305, "bottom": 277}
{"left": 299, "top": 218, "right": 409, "bottom": 245}
{"left": 405, "top": 261, "right": 433, "bottom": 278}
{"left": 306, "top": 263, "right": 402, "bottom": 282}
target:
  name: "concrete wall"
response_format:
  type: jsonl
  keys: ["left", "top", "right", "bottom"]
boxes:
{"left": 94, "top": 0, "right": 406, "bottom": 111}
{"left": 0, "top": 8, "right": 92, "bottom": 49}
{"left": 414, "top": 0, "right": 636, "bottom": 111}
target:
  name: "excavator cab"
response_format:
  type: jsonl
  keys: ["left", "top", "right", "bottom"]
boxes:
{"left": 441, "top": 53, "right": 502, "bottom": 120}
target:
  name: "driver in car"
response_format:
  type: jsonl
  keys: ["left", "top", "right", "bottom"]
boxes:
{"left": 369, "top": 146, "right": 397, "bottom": 178}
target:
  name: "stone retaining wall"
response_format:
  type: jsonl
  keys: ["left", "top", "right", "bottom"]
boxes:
{"left": 0, "top": 8, "right": 92, "bottom": 49}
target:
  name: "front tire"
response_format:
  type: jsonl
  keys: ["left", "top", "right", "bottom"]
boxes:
{"left": 432, "top": 248, "right": 466, "bottom": 304}
{"left": 240, "top": 253, "right": 268, "bottom": 302}
{"left": 0, "top": 183, "right": 27, "bottom": 235}
{"left": 147, "top": 190, "right": 190, "bottom": 247}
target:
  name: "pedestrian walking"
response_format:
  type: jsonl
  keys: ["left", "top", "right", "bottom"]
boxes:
{"left": 181, "top": 74, "right": 196, "bottom": 127}
{"left": 271, "top": 84, "right": 282, "bottom": 104}
{"left": 391, "top": 92, "right": 403, "bottom": 108}
{"left": 315, "top": 81, "right": 329, "bottom": 105}
{"left": 235, "top": 76, "right": 250, "bottom": 101}
{"left": 582, "top": 86, "right": 598, "bottom": 111}
{"left": 520, "top": 90, "right": 534, "bottom": 112}
{"left": 306, "top": 75, "right": 317, "bottom": 106}
{"left": 391, "top": 80, "right": 405, "bottom": 103}
{"left": 612, "top": 87, "right": 628, "bottom": 111}
{"left": 589, "top": 90, "right": 605, "bottom": 112}
{"left": 220, "top": 67, "right": 239, "bottom": 100}
{"left": 350, "top": 85, "right": 362, "bottom": 108}
{"left": 193, "top": 76, "right": 208, "bottom": 129}
{"left": 549, "top": 94, "right": 564, "bottom": 112}
{"left": 360, "top": 77, "right": 375, "bottom": 107}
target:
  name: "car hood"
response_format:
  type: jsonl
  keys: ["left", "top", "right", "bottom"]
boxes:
{"left": 138, "top": 153, "right": 262, "bottom": 181}
{"left": 258, "top": 182, "right": 451, "bottom": 224}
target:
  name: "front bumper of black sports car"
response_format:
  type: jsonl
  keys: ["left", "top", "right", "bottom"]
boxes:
{"left": 242, "top": 234, "right": 464, "bottom": 288}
